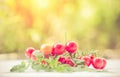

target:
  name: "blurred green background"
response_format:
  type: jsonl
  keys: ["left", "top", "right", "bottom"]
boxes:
{"left": 0, "top": 0, "right": 120, "bottom": 59}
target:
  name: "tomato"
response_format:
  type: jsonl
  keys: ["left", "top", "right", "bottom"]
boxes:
{"left": 58, "top": 56, "right": 75, "bottom": 67}
{"left": 92, "top": 57, "right": 107, "bottom": 69}
{"left": 40, "top": 44, "right": 53, "bottom": 55}
{"left": 25, "top": 47, "right": 35, "bottom": 58}
{"left": 65, "top": 58, "right": 75, "bottom": 67}
{"left": 65, "top": 41, "right": 77, "bottom": 54}
{"left": 52, "top": 43, "right": 65, "bottom": 55}
{"left": 100, "top": 59, "right": 107, "bottom": 69}
{"left": 58, "top": 56, "right": 66, "bottom": 64}
{"left": 81, "top": 56, "right": 91, "bottom": 67}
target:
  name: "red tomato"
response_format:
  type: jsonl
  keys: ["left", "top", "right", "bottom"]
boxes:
{"left": 100, "top": 59, "right": 107, "bottom": 69}
{"left": 81, "top": 56, "right": 91, "bottom": 67}
{"left": 65, "top": 58, "right": 75, "bottom": 67}
{"left": 25, "top": 47, "right": 35, "bottom": 58}
{"left": 52, "top": 43, "right": 65, "bottom": 55}
{"left": 92, "top": 57, "right": 107, "bottom": 69}
{"left": 65, "top": 41, "right": 77, "bottom": 54}
{"left": 58, "top": 56, "right": 66, "bottom": 64}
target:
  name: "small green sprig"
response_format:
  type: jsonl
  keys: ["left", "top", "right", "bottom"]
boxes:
{"left": 10, "top": 61, "right": 27, "bottom": 72}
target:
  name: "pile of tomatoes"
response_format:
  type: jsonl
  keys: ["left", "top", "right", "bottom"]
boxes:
{"left": 25, "top": 41, "right": 107, "bottom": 70}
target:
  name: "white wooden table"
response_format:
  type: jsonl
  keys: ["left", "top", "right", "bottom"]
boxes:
{"left": 0, "top": 59, "right": 120, "bottom": 77}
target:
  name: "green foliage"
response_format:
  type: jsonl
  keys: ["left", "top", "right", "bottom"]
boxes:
{"left": 10, "top": 60, "right": 107, "bottom": 72}
{"left": 10, "top": 61, "right": 27, "bottom": 72}
{"left": 10, "top": 50, "right": 107, "bottom": 72}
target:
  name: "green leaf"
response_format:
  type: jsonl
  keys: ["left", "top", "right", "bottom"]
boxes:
{"left": 31, "top": 61, "right": 43, "bottom": 71}
{"left": 55, "top": 64, "right": 72, "bottom": 72}
{"left": 10, "top": 61, "right": 27, "bottom": 72}
{"left": 73, "top": 59, "right": 84, "bottom": 65}
{"left": 34, "top": 51, "right": 43, "bottom": 58}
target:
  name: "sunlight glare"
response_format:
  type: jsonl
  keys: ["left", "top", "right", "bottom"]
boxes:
{"left": 81, "top": 5, "right": 95, "bottom": 19}
{"left": 33, "top": 0, "right": 50, "bottom": 9}
{"left": 30, "top": 31, "right": 40, "bottom": 43}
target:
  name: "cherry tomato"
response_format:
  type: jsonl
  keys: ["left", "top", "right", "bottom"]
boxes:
{"left": 58, "top": 56, "right": 66, "bottom": 64}
{"left": 81, "top": 56, "right": 91, "bottom": 67}
{"left": 65, "top": 41, "right": 77, "bottom": 54}
{"left": 25, "top": 47, "right": 35, "bottom": 58}
{"left": 40, "top": 44, "right": 53, "bottom": 55}
{"left": 65, "top": 58, "right": 75, "bottom": 67}
{"left": 52, "top": 43, "right": 65, "bottom": 55}
{"left": 92, "top": 57, "right": 107, "bottom": 69}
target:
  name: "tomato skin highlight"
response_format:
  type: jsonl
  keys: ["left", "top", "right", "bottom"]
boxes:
{"left": 65, "top": 41, "right": 77, "bottom": 54}
{"left": 52, "top": 43, "right": 65, "bottom": 55}
{"left": 92, "top": 57, "right": 107, "bottom": 69}
{"left": 25, "top": 47, "right": 35, "bottom": 58}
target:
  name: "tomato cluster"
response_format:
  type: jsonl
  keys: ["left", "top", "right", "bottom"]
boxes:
{"left": 79, "top": 55, "right": 107, "bottom": 69}
{"left": 25, "top": 41, "right": 107, "bottom": 70}
{"left": 58, "top": 56, "right": 75, "bottom": 67}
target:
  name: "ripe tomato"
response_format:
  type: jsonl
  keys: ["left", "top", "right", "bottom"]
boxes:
{"left": 40, "top": 44, "right": 53, "bottom": 55}
{"left": 65, "top": 41, "right": 77, "bottom": 54}
{"left": 52, "top": 43, "right": 65, "bottom": 55}
{"left": 100, "top": 59, "right": 107, "bottom": 69}
{"left": 58, "top": 56, "right": 66, "bottom": 64}
{"left": 65, "top": 58, "right": 75, "bottom": 67}
{"left": 25, "top": 47, "right": 35, "bottom": 58}
{"left": 92, "top": 57, "right": 107, "bottom": 69}
{"left": 81, "top": 56, "right": 91, "bottom": 67}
